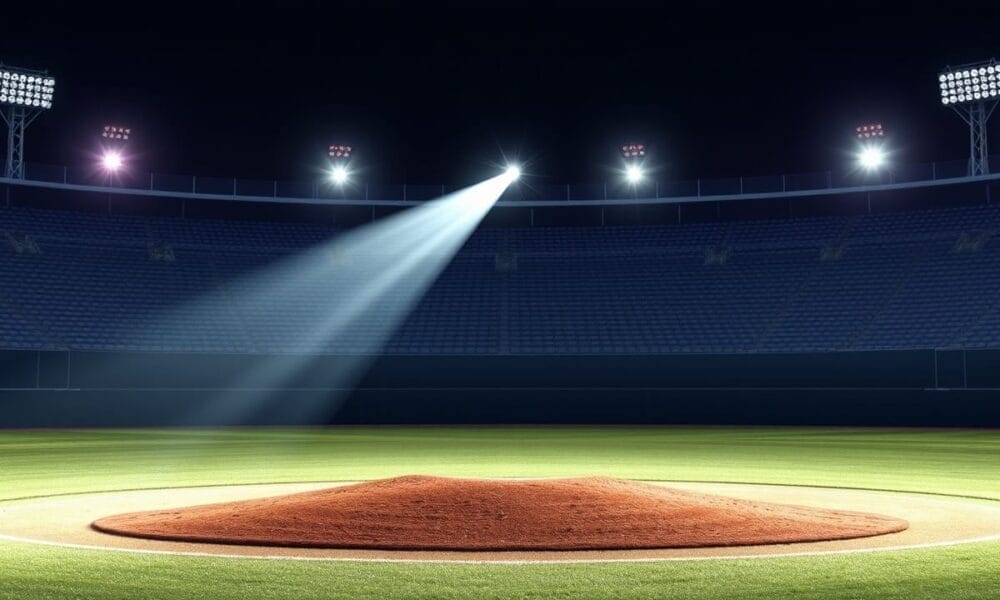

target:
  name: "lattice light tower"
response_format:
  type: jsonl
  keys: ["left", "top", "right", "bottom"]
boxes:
{"left": 0, "top": 65, "right": 56, "bottom": 179}
{"left": 939, "top": 60, "right": 1000, "bottom": 176}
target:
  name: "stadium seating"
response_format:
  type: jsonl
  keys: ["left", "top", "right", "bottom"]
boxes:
{"left": 2, "top": 202, "right": 1000, "bottom": 354}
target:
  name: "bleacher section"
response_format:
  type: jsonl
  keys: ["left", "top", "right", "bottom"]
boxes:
{"left": 2, "top": 203, "right": 1000, "bottom": 354}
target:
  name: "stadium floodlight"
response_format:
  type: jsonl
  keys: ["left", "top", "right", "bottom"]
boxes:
{"left": 330, "top": 165, "right": 349, "bottom": 185}
{"left": 625, "top": 164, "right": 644, "bottom": 184}
{"left": 620, "top": 143, "right": 647, "bottom": 187}
{"left": 939, "top": 59, "right": 999, "bottom": 176}
{"left": 858, "top": 146, "right": 885, "bottom": 171}
{"left": 621, "top": 143, "right": 646, "bottom": 159}
{"left": 504, "top": 164, "right": 521, "bottom": 181}
{"left": 0, "top": 67, "right": 55, "bottom": 110}
{"left": 101, "top": 151, "right": 123, "bottom": 172}
{"left": 102, "top": 125, "right": 131, "bottom": 141}
{"left": 327, "top": 144, "right": 352, "bottom": 186}
{"left": 0, "top": 64, "right": 56, "bottom": 179}
{"left": 328, "top": 144, "right": 352, "bottom": 159}
{"left": 856, "top": 123, "right": 885, "bottom": 140}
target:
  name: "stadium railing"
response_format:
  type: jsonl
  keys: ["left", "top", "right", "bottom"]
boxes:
{"left": 6, "top": 154, "right": 1000, "bottom": 204}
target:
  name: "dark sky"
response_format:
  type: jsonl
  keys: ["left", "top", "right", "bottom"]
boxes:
{"left": 2, "top": 2, "right": 999, "bottom": 186}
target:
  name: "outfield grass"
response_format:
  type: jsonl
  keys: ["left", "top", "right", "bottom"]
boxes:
{"left": 1, "top": 427, "right": 998, "bottom": 599}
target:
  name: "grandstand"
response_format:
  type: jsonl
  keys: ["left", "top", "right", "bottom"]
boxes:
{"left": 3, "top": 171, "right": 1000, "bottom": 427}
{"left": 3, "top": 197, "right": 1000, "bottom": 355}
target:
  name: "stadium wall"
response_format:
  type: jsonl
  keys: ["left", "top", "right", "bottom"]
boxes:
{"left": 1, "top": 350, "right": 998, "bottom": 427}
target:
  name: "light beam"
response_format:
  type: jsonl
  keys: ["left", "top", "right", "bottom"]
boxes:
{"left": 144, "top": 172, "right": 514, "bottom": 425}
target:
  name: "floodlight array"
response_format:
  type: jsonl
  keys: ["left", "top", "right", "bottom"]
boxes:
{"left": 939, "top": 62, "right": 1000, "bottom": 105}
{"left": 856, "top": 123, "right": 884, "bottom": 139}
{"left": 102, "top": 125, "right": 131, "bottom": 140}
{"left": 621, "top": 143, "right": 645, "bottom": 158}
{"left": 329, "top": 144, "right": 353, "bottom": 159}
{"left": 0, "top": 68, "right": 55, "bottom": 109}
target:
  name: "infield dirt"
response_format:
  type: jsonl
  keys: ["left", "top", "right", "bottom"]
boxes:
{"left": 91, "top": 476, "right": 908, "bottom": 551}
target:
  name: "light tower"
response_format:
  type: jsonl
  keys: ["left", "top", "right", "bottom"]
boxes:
{"left": 939, "top": 60, "right": 999, "bottom": 176}
{"left": 328, "top": 143, "right": 353, "bottom": 185}
{"left": 620, "top": 143, "right": 646, "bottom": 184}
{"left": 100, "top": 125, "right": 131, "bottom": 174}
{"left": 100, "top": 125, "right": 132, "bottom": 185}
{"left": 855, "top": 123, "right": 887, "bottom": 171}
{"left": 0, "top": 65, "right": 56, "bottom": 179}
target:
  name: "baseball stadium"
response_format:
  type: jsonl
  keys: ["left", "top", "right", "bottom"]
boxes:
{"left": 1, "top": 5, "right": 999, "bottom": 599}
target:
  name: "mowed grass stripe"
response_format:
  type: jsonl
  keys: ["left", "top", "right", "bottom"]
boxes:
{"left": 0, "top": 427, "right": 997, "bottom": 501}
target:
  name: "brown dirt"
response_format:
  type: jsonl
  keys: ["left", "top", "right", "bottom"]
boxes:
{"left": 90, "top": 476, "right": 908, "bottom": 551}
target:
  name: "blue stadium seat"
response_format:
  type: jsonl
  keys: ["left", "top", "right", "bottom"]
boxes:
{"left": 2, "top": 203, "right": 1000, "bottom": 354}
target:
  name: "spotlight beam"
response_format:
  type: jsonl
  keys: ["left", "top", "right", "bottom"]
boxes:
{"left": 156, "top": 172, "right": 515, "bottom": 424}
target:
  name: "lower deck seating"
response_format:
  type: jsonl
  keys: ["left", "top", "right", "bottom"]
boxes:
{"left": 2, "top": 203, "right": 999, "bottom": 354}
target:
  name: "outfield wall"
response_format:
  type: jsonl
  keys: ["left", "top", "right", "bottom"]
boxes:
{"left": 1, "top": 349, "right": 997, "bottom": 427}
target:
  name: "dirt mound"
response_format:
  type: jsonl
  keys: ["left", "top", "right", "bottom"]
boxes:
{"left": 91, "top": 476, "right": 908, "bottom": 551}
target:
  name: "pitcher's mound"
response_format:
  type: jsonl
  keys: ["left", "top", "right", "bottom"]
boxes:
{"left": 92, "top": 476, "right": 908, "bottom": 551}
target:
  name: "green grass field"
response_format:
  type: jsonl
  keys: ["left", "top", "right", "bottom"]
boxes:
{"left": 1, "top": 427, "right": 998, "bottom": 599}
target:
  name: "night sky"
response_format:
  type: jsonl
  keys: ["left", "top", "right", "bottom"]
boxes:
{"left": 1, "top": 2, "right": 998, "bottom": 187}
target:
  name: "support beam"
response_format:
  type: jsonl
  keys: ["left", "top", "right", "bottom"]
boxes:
{"left": 952, "top": 101, "right": 998, "bottom": 176}
{"left": 2, "top": 105, "right": 37, "bottom": 179}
